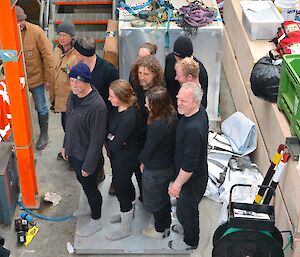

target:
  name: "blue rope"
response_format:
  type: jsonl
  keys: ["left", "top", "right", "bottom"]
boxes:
{"left": 165, "top": 8, "right": 173, "bottom": 49}
{"left": 17, "top": 201, "right": 73, "bottom": 222}
{"left": 117, "top": 0, "right": 154, "bottom": 16}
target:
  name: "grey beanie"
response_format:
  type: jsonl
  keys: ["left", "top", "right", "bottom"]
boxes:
{"left": 57, "top": 21, "right": 76, "bottom": 37}
{"left": 16, "top": 6, "right": 27, "bottom": 21}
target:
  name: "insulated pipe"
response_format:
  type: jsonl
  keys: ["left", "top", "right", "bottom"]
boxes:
{"left": 44, "top": 0, "right": 50, "bottom": 36}
{"left": 39, "top": 0, "right": 45, "bottom": 29}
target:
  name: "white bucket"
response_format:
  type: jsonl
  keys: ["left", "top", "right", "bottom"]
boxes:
{"left": 274, "top": 0, "right": 298, "bottom": 20}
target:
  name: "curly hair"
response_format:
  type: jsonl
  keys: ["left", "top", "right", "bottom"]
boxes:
{"left": 130, "top": 55, "right": 165, "bottom": 89}
{"left": 175, "top": 57, "right": 199, "bottom": 79}
{"left": 109, "top": 79, "right": 136, "bottom": 107}
{"left": 146, "top": 86, "right": 175, "bottom": 125}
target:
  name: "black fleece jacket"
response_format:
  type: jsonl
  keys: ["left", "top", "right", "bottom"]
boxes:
{"left": 64, "top": 87, "right": 107, "bottom": 174}
{"left": 91, "top": 55, "right": 119, "bottom": 108}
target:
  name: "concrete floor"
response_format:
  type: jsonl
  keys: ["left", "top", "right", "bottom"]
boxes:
{"left": 0, "top": 68, "right": 235, "bottom": 257}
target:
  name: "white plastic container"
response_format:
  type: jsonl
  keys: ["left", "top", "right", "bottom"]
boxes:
{"left": 241, "top": 1, "right": 284, "bottom": 40}
{"left": 274, "top": 0, "right": 298, "bottom": 20}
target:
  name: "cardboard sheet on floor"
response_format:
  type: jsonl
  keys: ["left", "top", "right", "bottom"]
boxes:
{"left": 74, "top": 176, "right": 191, "bottom": 255}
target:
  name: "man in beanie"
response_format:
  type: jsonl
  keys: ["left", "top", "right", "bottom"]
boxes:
{"left": 164, "top": 36, "right": 208, "bottom": 110}
{"left": 73, "top": 36, "right": 119, "bottom": 184}
{"left": 50, "top": 21, "right": 77, "bottom": 161}
{"left": 62, "top": 62, "right": 107, "bottom": 237}
{"left": 16, "top": 6, "right": 54, "bottom": 150}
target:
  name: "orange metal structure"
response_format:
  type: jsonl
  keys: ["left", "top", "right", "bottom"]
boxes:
{"left": 0, "top": 1, "right": 38, "bottom": 207}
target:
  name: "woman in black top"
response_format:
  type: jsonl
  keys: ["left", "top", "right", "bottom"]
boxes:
{"left": 106, "top": 80, "right": 140, "bottom": 241}
{"left": 139, "top": 86, "right": 178, "bottom": 239}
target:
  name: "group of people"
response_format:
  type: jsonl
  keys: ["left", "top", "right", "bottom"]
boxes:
{"left": 15, "top": 5, "right": 209, "bottom": 251}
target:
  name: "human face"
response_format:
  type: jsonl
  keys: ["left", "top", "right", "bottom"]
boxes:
{"left": 108, "top": 88, "right": 121, "bottom": 107}
{"left": 57, "top": 32, "right": 73, "bottom": 49}
{"left": 138, "top": 48, "right": 151, "bottom": 57}
{"left": 177, "top": 88, "right": 198, "bottom": 117}
{"left": 18, "top": 20, "right": 26, "bottom": 31}
{"left": 138, "top": 66, "right": 155, "bottom": 90}
{"left": 70, "top": 77, "right": 90, "bottom": 98}
{"left": 175, "top": 65, "right": 190, "bottom": 85}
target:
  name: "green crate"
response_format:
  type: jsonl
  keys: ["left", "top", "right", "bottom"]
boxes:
{"left": 277, "top": 54, "right": 300, "bottom": 139}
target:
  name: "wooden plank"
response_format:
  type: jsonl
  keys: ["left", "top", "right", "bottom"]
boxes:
{"left": 222, "top": 28, "right": 270, "bottom": 175}
{"left": 224, "top": 0, "right": 300, "bottom": 235}
{"left": 274, "top": 189, "right": 295, "bottom": 257}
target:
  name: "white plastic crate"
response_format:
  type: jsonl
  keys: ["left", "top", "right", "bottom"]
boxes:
{"left": 241, "top": 1, "right": 284, "bottom": 40}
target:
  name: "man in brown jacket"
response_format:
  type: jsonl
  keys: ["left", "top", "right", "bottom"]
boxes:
{"left": 16, "top": 6, "right": 54, "bottom": 150}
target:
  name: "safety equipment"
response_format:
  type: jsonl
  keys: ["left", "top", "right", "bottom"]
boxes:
{"left": 36, "top": 113, "right": 48, "bottom": 150}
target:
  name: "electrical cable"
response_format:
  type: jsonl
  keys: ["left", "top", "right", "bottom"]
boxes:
{"left": 17, "top": 202, "right": 73, "bottom": 222}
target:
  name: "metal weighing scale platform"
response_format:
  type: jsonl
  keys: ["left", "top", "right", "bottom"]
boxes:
{"left": 74, "top": 176, "right": 191, "bottom": 255}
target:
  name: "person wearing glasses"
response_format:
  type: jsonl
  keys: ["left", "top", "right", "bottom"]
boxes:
{"left": 50, "top": 21, "right": 77, "bottom": 162}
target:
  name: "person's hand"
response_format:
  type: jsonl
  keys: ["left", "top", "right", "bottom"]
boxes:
{"left": 61, "top": 148, "right": 68, "bottom": 161}
{"left": 168, "top": 181, "right": 182, "bottom": 198}
{"left": 140, "top": 163, "right": 144, "bottom": 173}
{"left": 82, "top": 170, "right": 89, "bottom": 177}
{"left": 44, "top": 81, "right": 50, "bottom": 91}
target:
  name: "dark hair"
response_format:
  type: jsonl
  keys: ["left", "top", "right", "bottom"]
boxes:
{"left": 109, "top": 79, "right": 136, "bottom": 107}
{"left": 139, "top": 42, "right": 158, "bottom": 55}
{"left": 146, "top": 86, "right": 175, "bottom": 125}
{"left": 130, "top": 55, "right": 165, "bottom": 89}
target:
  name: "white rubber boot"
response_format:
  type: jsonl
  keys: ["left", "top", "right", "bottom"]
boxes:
{"left": 106, "top": 209, "right": 133, "bottom": 240}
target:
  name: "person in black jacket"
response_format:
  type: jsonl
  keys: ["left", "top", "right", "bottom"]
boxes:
{"left": 73, "top": 37, "right": 119, "bottom": 184}
{"left": 128, "top": 55, "right": 166, "bottom": 202}
{"left": 106, "top": 79, "right": 140, "bottom": 241}
{"left": 164, "top": 36, "right": 208, "bottom": 109}
{"left": 139, "top": 86, "right": 177, "bottom": 240}
{"left": 168, "top": 82, "right": 208, "bottom": 251}
{"left": 62, "top": 63, "right": 107, "bottom": 237}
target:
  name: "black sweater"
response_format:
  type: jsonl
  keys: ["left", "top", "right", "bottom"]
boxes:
{"left": 107, "top": 106, "right": 139, "bottom": 163}
{"left": 164, "top": 53, "right": 208, "bottom": 109}
{"left": 91, "top": 56, "right": 119, "bottom": 108}
{"left": 175, "top": 108, "right": 208, "bottom": 178}
{"left": 64, "top": 87, "right": 107, "bottom": 174}
{"left": 139, "top": 114, "right": 178, "bottom": 170}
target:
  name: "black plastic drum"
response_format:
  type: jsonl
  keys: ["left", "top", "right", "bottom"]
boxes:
{"left": 212, "top": 222, "right": 284, "bottom": 257}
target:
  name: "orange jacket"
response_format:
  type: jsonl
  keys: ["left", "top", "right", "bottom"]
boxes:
{"left": 21, "top": 22, "right": 54, "bottom": 89}
{"left": 0, "top": 80, "right": 11, "bottom": 141}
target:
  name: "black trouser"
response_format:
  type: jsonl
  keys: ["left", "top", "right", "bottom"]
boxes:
{"left": 61, "top": 112, "right": 66, "bottom": 132}
{"left": 153, "top": 201, "right": 171, "bottom": 232}
{"left": 69, "top": 156, "right": 102, "bottom": 219}
{"left": 134, "top": 166, "right": 143, "bottom": 201}
{"left": 112, "top": 161, "right": 137, "bottom": 212}
{"left": 176, "top": 176, "right": 208, "bottom": 247}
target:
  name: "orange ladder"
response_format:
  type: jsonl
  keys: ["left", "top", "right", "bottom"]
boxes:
{"left": 0, "top": 1, "right": 38, "bottom": 208}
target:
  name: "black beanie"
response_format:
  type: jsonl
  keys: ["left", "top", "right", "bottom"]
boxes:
{"left": 57, "top": 21, "right": 76, "bottom": 37}
{"left": 173, "top": 36, "right": 193, "bottom": 58}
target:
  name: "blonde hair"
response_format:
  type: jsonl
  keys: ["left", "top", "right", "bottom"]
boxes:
{"left": 175, "top": 57, "right": 199, "bottom": 78}
{"left": 109, "top": 79, "right": 136, "bottom": 107}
